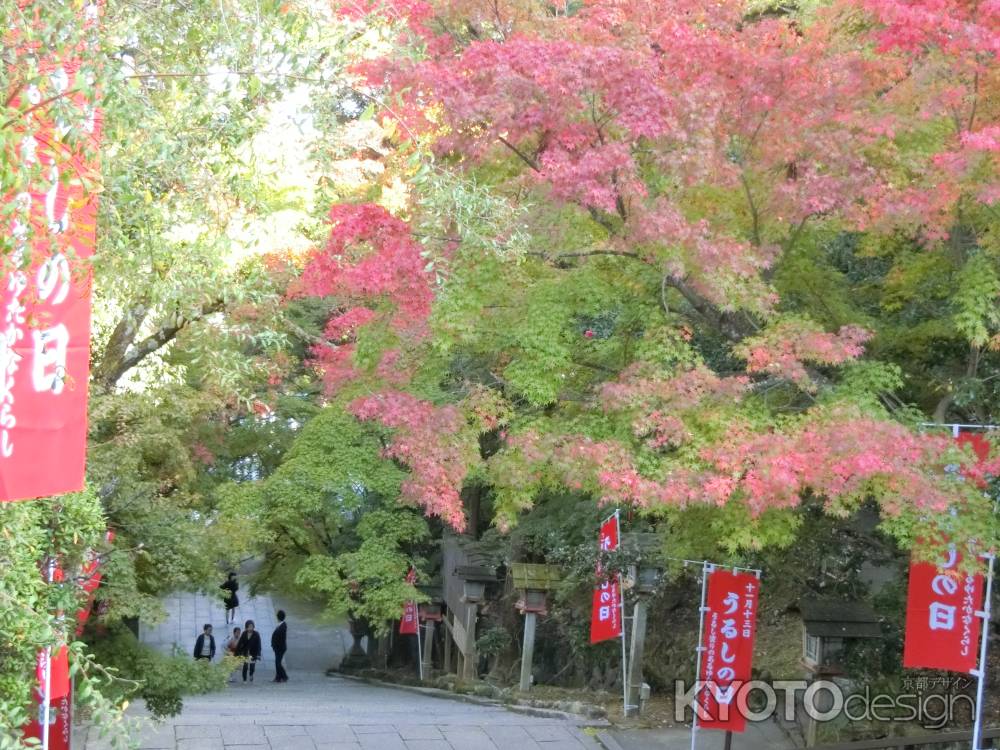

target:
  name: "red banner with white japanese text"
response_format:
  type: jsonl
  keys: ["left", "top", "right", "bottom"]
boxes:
{"left": 1, "top": 0, "right": 101, "bottom": 502}
{"left": 590, "top": 514, "right": 623, "bottom": 644}
{"left": 22, "top": 687, "right": 72, "bottom": 750}
{"left": 902, "top": 428, "right": 991, "bottom": 672}
{"left": 696, "top": 569, "right": 760, "bottom": 733}
{"left": 903, "top": 547, "right": 983, "bottom": 673}
{"left": 400, "top": 568, "right": 418, "bottom": 635}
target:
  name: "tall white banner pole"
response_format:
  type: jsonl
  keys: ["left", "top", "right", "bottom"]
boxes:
{"left": 972, "top": 553, "right": 994, "bottom": 750}
{"left": 42, "top": 558, "right": 55, "bottom": 750}
{"left": 690, "top": 561, "right": 711, "bottom": 750}
{"left": 616, "top": 510, "right": 629, "bottom": 716}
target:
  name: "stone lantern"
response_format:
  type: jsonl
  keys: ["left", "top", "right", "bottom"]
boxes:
{"left": 417, "top": 586, "right": 444, "bottom": 677}
{"left": 621, "top": 532, "right": 665, "bottom": 716}
{"left": 455, "top": 565, "right": 493, "bottom": 603}
{"left": 510, "top": 563, "right": 562, "bottom": 692}
{"left": 419, "top": 602, "right": 442, "bottom": 621}
{"left": 799, "top": 599, "right": 881, "bottom": 677}
{"left": 798, "top": 599, "right": 882, "bottom": 745}
{"left": 453, "top": 565, "right": 495, "bottom": 680}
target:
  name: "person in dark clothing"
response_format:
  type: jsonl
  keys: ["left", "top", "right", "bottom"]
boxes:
{"left": 220, "top": 572, "right": 239, "bottom": 624}
{"left": 271, "top": 609, "right": 288, "bottom": 682}
{"left": 235, "top": 619, "right": 262, "bottom": 682}
{"left": 193, "top": 624, "right": 215, "bottom": 661}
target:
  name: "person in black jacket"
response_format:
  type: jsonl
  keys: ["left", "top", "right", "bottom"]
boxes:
{"left": 220, "top": 572, "right": 239, "bottom": 624}
{"left": 235, "top": 619, "right": 262, "bottom": 682}
{"left": 271, "top": 610, "right": 288, "bottom": 682}
{"left": 193, "top": 624, "right": 215, "bottom": 661}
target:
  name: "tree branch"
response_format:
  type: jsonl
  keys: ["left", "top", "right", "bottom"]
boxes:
{"left": 587, "top": 206, "right": 617, "bottom": 234}
{"left": 662, "top": 275, "right": 759, "bottom": 343}
{"left": 498, "top": 135, "right": 540, "bottom": 172}
{"left": 1, "top": 88, "right": 82, "bottom": 131}
{"left": 740, "top": 172, "right": 762, "bottom": 247}
{"left": 528, "top": 249, "right": 649, "bottom": 264}
{"left": 285, "top": 318, "right": 325, "bottom": 347}
{"left": 968, "top": 69, "right": 979, "bottom": 132}
{"left": 663, "top": 276, "right": 729, "bottom": 337}
{"left": 93, "top": 299, "right": 151, "bottom": 388}
{"left": 94, "top": 299, "right": 225, "bottom": 389}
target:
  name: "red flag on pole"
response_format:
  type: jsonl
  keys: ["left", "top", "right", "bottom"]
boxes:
{"left": 590, "top": 515, "right": 623, "bottom": 644}
{"left": 903, "top": 547, "right": 983, "bottom": 673}
{"left": 400, "top": 568, "right": 419, "bottom": 635}
{"left": 696, "top": 569, "right": 761, "bottom": 733}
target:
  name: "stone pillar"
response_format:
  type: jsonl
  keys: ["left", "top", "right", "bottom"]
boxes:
{"left": 443, "top": 615, "right": 453, "bottom": 674}
{"left": 422, "top": 620, "right": 435, "bottom": 675}
{"left": 342, "top": 617, "right": 372, "bottom": 670}
{"left": 519, "top": 612, "right": 537, "bottom": 692}
{"left": 626, "top": 600, "right": 648, "bottom": 716}
{"left": 462, "top": 605, "right": 478, "bottom": 682}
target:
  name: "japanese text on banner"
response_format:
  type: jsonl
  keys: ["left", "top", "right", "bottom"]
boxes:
{"left": 400, "top": 568, "right": 419, "bottom": 635}
{"left": 1, "top": 0, "right": 101, "bottom": 502}
{"left": 697, "top": 569, "right": 760, "bottom": 733}
{"left": 590, "top": 515, "right": 622, "bottom": 644}
{"left": 903, "top": 547, "right": 983, "bottom": 674}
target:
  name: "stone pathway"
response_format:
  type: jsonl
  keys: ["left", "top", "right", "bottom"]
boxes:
{"left": 82, "top": 671, "right": 604, "bottom": 750}
{"left": 138, "top": 589, "right": 284, "bottom": 662}
{"left": 79, "top": 588, "right": 602, "bottom": 750}
{"left": 602, "top": 722, "right": 794, "bottom": 750}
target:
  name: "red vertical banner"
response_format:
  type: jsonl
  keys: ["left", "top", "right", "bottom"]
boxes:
{"left": 22, "top": 686, "right": 71, "bottom": 749}
{"left": 901, "top": 428, "right": 990, "bottom": 673}
{"left": 696, "top": 569, "right": 760, "bottom": 733}
{"left": 0, "top": 0, "right": 101, "bottom": 502}
{"left": 76, "top": 529, "right": 114, "bottom": 635}
{"left": 590, "top": 514, "right": 623, "bottom": 644}
{"left": 400, "top": 568, "right": 418, "bottom": 635}
{"left": 52, "top": 689, "right": 72, "bottom": 750}
{"left": 903, "top": 547, "right": 983, "bottom": 673}
{"left": 35, "top": 645, "right": 70, "bottom": 702}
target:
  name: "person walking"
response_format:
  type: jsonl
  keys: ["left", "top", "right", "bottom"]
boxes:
{"left": 271, "top": 609, "right": 288, "bottom": 682}
{"left": 235, "top": 619, "right": 261, "bottom": 682}
{"left": 226, "top": 626, "right": 242, "bottom": 683}
{"left": 193, "top": 624, "right": 215, "bottom": 661}
{"left": 220, "top": 572, "right": 239, "bottom": 624}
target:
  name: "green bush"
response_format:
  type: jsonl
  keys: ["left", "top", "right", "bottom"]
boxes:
{"left": 88, "top": 628, "right": 236, "bottom": 719}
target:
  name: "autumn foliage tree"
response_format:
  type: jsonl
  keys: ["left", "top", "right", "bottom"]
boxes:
{"left": 285, "top": 0, "right": 1000, "bottom": 557}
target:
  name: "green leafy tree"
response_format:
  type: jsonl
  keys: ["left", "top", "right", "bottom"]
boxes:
{"left": 0, "top": 491, "right": 129, "bottom": 747}
{"left": 1, "top": 0, "right": 353, "bottom": 738}
{"left": 219, "top": 403, "right": 433, "bottom": 634}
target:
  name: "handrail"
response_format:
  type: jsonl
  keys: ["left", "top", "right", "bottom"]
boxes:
{"left": 814, "top": 726, "right": 1000, "bottom": 749}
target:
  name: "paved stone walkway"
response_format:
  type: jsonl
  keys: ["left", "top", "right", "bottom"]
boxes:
{"left": 137, "top": 588, "right": 283, "bottom": 661}
{"left": 81, "top": 671, "right": 604, "bottom": 750}
{"left": 79, "top": 588, "right": 602, "bottom": 750}
{"left": 603, "top": 722, "right": 794, "bottom": 750}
